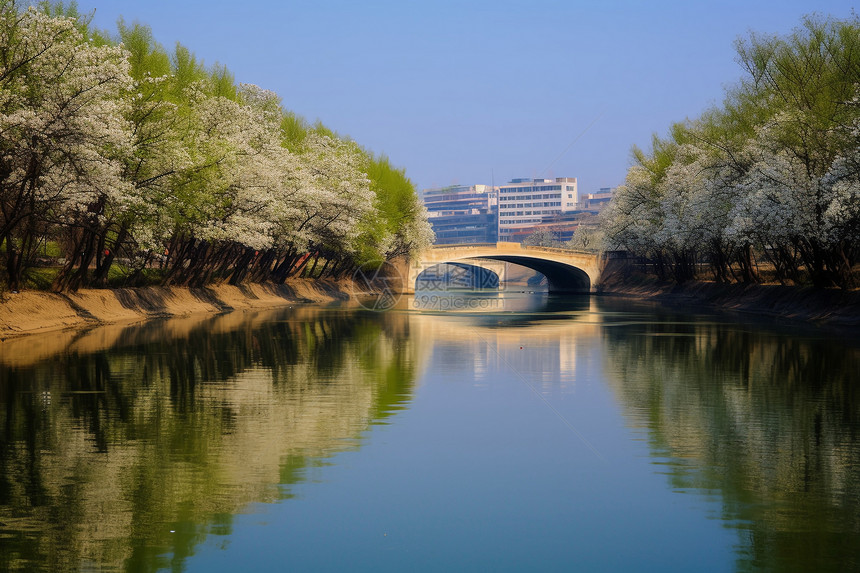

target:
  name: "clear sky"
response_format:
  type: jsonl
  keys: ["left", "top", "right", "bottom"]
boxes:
{"left": 77, "top": 0, "right": 858, "bottom": 194}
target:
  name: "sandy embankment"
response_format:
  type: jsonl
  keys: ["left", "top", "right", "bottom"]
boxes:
{"left": 593, "top": 258, "right": 860, "bottom": 329}
{"left": 600, "top": 277, "right": 860, "bottom": 329}
{"left": 0, "top": 280, "right": 356, "bottom": 338}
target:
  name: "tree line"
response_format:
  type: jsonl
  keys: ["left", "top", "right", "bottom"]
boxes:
{"left": 0, "top": 1, "right": 433, "bottom": 292}
{"left": 603, "top": 13, "right": 860, "bottom": 288}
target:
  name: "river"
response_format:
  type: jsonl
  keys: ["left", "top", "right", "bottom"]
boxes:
{"left": 0, "top": 293, "right": 858, "bottom": 572}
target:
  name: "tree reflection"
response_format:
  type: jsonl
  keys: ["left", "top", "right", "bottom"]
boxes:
{"left": 600, "top": 304, "right": 860, "bottom": 573}
{"left": 0, "top": 307, "right": 423, "bottom": 572}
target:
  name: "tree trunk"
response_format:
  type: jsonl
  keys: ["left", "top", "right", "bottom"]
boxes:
{"left": 305, "top": 251, "right": 322, "bottom": 278}
{"left": 92, "top": 223, "right": 129, "bottom": 287}
{"left": 291, "top": 252, "right": 312, "bottom": 278}
{"left": 738, "top": 243, "right": 759, "bottom": 284}
{"left": 4, "top": 235, "right": 21, "bottom": 292}
{"left": 228, "top": 247, "right": 256, "bottom": 285}
{"left": 317, "top": 256, "right": 332, "bottom": 278}
{"left": 66, "top": 229, "right": 99, "bottom": 291}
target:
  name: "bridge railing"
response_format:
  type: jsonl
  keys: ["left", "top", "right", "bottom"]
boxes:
{"left": 516, "top": 245, "right": 598, "bottom": 256}
{"left": 431, "top": 243, "right": 498, "bottom": 250}
{"left": 430, "top": 242, "right": 599, "bottom": 257}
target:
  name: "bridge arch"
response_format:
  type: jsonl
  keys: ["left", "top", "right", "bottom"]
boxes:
{"left": 477, "top": 255, "right": 590, "bottom": 293}
{"left": 406, "top": 243, "right": 602, "bottom": 295}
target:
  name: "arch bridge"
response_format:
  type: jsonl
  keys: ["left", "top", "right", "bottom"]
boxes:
{"left": 405, "top": 242, "right": 603, "bottom": 294}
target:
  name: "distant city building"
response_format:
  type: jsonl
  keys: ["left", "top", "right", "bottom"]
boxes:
{"left": 508, "top": 211, "right": 598, "bottom": 243}
{"left": 578, "top": 187, "right": 615, "bottom": 210}
{"left": 497, "top": 177, "right": 578, "bottom": 241}
{"left": 423, "top": 184, "right": 497, "bottom": 213}
{"left": 423, "top": 180, "right": 615, "bottom": 245}
{"left": 423, "top": 184, "right": 498, "bottom": 244}
{"left": 511, "top": 187, "right": 616, "bottom": 243}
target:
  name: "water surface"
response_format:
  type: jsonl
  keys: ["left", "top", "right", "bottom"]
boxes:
{"left": 0, "top": 295, "right": 858, "bottom": 572}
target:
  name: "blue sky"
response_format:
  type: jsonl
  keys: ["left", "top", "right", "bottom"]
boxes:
{"left": 79, "top": 0, "right": 858, "bottom": 193}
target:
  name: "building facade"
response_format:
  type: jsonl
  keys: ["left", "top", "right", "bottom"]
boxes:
{"left": 422, "top": 179, "right": 611, "bottom": 244}
{"left": 497, "top": 177, "right": 578, "bottom": 241}
{"left": 423, "top": 184, "right": 498, "bottom": 244}
{"left": 578, "top": 187, "right": 615, "bottom": 210}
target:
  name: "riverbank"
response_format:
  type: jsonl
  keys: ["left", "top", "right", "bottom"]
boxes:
{"left": 4, "top": 273, "right": 858, "bottom": 339}
{"left": 0, "top": 280, "right": 356, "bottom": 338}
{"left": 600, "top": 274, "right": 860, "bottom": 329}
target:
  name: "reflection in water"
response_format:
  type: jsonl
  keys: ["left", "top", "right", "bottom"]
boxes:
{"left": 0, "top": 307, "right": 425, "bottom": 572}
{"left": 598, "top": 301, "right": 860, "bottom": 572}
{"left": 407, "top": 295, "right": 860, "bottom": 571}
{"left": 0, "top": 297, "right": 858, "bottom": 572}
{"left": 408, "top": 291, "right": 591, "bottom": 320}
{"left": 408, "top": 294, "right": 602, "bottom": 388}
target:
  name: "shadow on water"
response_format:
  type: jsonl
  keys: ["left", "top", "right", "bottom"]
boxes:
{"left": 0, "top": 306, "right": 426, "bottom": 572}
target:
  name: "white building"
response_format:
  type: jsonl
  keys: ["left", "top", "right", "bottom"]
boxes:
{"left": 578, "top": 187, "right": 615, "bottom": 210}
{"left": 497, "top": 177, "right": 578, "bottom": 240}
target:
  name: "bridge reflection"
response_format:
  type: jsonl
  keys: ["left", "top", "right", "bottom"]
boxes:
{"left": 415, "top": 262, "right": 503, "bottom": 290}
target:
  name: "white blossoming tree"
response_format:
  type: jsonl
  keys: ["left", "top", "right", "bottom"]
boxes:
{"left": 603, "top": 131, "right": 678, "bottom": 279}
{"left": 0, "top": 4, "right": 133, "bottom": 291}
{"left": 0, "top": 3, "right": 432, "bottom": 292}
{"left": 605, "top": 13, "right": 860, "bottom": 288}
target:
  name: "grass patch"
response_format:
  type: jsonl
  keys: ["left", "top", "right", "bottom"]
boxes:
{"left": 8, "top": 264, "right": 166, "bottom": 291}
{"left": 22, "top": 267, "right": 60, "bottom": 290}
{"left": 105, "top": 265, "right": 165, "bottom": 288}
